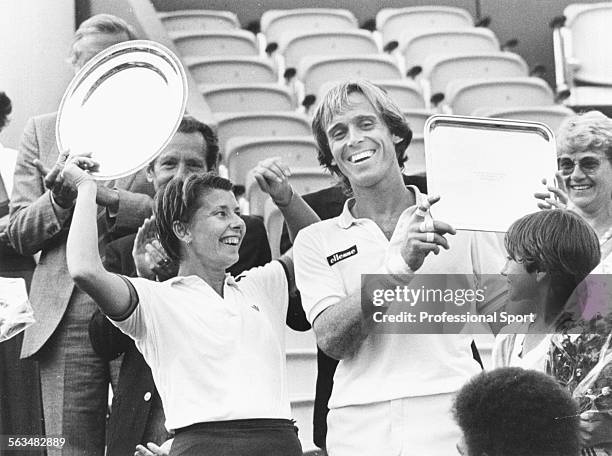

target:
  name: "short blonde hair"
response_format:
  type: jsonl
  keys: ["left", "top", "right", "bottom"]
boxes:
{"left": 68, "top": 14, "right": 138, "bottom": 66}
{"left": 557, "top": 110, "right": 612, "bottom": 162}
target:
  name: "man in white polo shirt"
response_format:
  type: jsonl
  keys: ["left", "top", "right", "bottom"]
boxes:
{"left": 293, "top": 80, "right": 506, "bottom": 455}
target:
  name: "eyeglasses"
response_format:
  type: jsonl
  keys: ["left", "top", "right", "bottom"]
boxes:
{"left": 558, "top": 156, "right": 602, "bottom": 176}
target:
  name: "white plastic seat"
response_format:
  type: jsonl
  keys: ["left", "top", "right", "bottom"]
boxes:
{"left": 279, "top": 30, "right": 379, "bottom": 70}
{"left": 401, "top": 28, "right": 500, "bottom": 70}
{"left": 375, "top": 80, "right": 426, "bottom": 109}
{"left": 246, "top": 167, "right": 334, "bottom": 216}
{"left": 158, "top": 10, "right": 239, "bottom": 32}
{"left": 402, "top": 109, "right": 435, "bottom": 136}
{"left": 215, "top": 112, "right": 311, "bottom": 152}
{"left": 202, "top": 84, "right": 294, "bottom": 113}
{"left": 225, "top": 136, "right": 320, "bottom": 185}
{"left": 404, "top": 135, "right": 425, "bottom": 177}
{"left": 261, "top": 8, "right": 358, "bottom": 45}
{"left": 299, "top": 55, "right": 402, "bottom": 98}
{"left": 423, "top": 52, "right": 529, "bottom": 97}
{"left": 554, "top": 3, "right": 612, "bottom": 106}
{"left": 186, "top": 56, "right": 277, "bottom": 85}
{"left": 170, "top": 30, "right": 259, "bottom": 58}
{"left": 446, "top": 77, "right": 555, "bottom": 115}
{"left": 471, "top": 106, "right": 575, "bottom": 133}
{"left": 376, "top": 6, "right": 473, "bottom": 46}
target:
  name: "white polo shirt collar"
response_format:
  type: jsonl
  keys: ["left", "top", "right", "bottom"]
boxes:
{"left": 166, "top": 273, "right": 239, "bottom": 289}
{"left": 337, "top": 185, "right": 423, "bottom": 230}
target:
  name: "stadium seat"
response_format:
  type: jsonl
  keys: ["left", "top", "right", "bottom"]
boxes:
{"left": 404, "top": 135, "right": 425, "bottom": 177}
{"left": 158, "top": 10, "right": 239, "bottom": 32}
{"left": 403, "top": 109, "right": 435, "bottom": 136}
{"left": 246, "top": 167, "right": 334, "bottom": 216}
{"left": 299, "top": 55, "right": 402, "bottom": 98}
{"left": 215, "top": 112, "right": 311, "bottom": 152}
{"left": 471, "top": 106, "right": 575, "bottom": 133}
{"left": 376, "top": 80, "right": 426, "bottom": 109}
{"left": 279, "top": 30, "right": 379, "bottom": 70}
{"left": 170, "top": 30, "right": 259, "bottom": 58}
{"left": 225, "top": 136, "right": 320, "bottom": 185}
{"left": 423, "top": 52, "right": 529, "bottom": 98}
{"left": 553, "top": 3, "right": 612, "bottom": 107}
{"left": 446, "top": 77, "right": 555, "bottom": 115}
{"left": 202, "top": 84, "right": 294, "bottom": 113}
{"left": 186, "top": 56, "right": 277, "bottom": 85}
{"left": 261, "top": 8, "right": 358, "bottom": 46}
{"left": 401, "top": 28, "right": 500, "bottom": 71}
{"left": 376, "top": 6, "right": 473, "bottom": 47}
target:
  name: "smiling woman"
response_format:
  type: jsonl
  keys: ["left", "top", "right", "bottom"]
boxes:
{"left": 61, "top": 156, "right": 319, "bottom": 456}
{"left": 554, "top": 111, "right": 612, "bottom": 272}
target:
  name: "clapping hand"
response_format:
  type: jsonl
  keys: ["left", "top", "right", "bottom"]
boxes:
{"left": 33, "top": 150, "right": 79, "bottom": 208}
{"left": 389, "top": 195, "right": 456, "bottom": 273}
{"left": 534, "top": 173, "right": 569, "bottom": 210}
{"left": 132, "top": 216, "right": 178, "bottom": 281}
{"left": 252, "top": 157, "right": 293, "bottom": 207}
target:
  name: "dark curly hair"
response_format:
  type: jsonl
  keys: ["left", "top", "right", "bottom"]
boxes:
{"left": 454, "top": 367, "right": 580, "bottom": 456}
{"left": 311, "top": 80, "right": 412, "bottom": 194}
{"left": 0, "top": 92, "right": 12, "bottom": 131}
{"left": 154, "top": 172, "right": 233, "bottom": 261}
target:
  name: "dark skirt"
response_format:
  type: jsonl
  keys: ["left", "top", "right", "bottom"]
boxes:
{"left": 170, "top": 418, "right": 303, "bottom": 456}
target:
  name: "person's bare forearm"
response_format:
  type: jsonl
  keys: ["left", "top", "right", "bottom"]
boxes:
{"left": 67, "top": 181, "right": 131, "bottom": 317}
{"left": 277, "top": 192, "right": 320, "bottom": 243}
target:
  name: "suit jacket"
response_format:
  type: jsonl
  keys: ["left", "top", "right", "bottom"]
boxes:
{"left": 7, "top": 112, "right": 154, "bottom": 358}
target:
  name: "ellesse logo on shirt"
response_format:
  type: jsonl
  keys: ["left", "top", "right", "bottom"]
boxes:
{"left": 327, "top": 245, "right": 358, "bottom": 266}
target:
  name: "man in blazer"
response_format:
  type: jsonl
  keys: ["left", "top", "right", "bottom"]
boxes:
{"left": 7, "top": 14, "right": 152, "bottom": 456}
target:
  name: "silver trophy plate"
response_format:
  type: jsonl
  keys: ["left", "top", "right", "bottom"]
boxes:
{"left": 56, "top": 40, "right": 187, "bottom": 180}
{"left": 424, "top": 115, "right": 558, "bottom": 232}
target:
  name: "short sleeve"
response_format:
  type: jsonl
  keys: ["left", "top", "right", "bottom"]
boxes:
{"left": 235, "top": 260, "right": 289, "bottom": 322}
{"left": 109, "top": 276, "right": 157, "bottom": 340}
{"left": 293, "top": 226, "right": 347, "bottom": 324}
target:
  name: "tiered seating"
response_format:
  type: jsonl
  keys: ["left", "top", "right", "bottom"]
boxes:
{"left": 225, "top": 136, "right": 320, "bottom": 186}
{"left": 471, "top": 106, "right": 575, "bottom": 133}
{"left": 401, "top": 28, "right": 500, "bottom": 71}
{"left": 158, "top": 10, "right": 240, "bottom": 32}
{"left": 377, "top": 6, "right": 473, "bottom": 47}
{"left": 215, "top": 112, "right": 310, "bottom": 151}
{"left": 423, "top": 52, "right": 529, "bottom": 98}
{"left": 301, "top": 55, "right": 403, "bottom": 99}
{"left": 552, "top": 3, "right": 612, "bottom": 108}
{"left": 403, "top": 109, "right": 435, "bottom": 136}
{"left": 261, "top": 8, "right": 358, "bottom": 47}
{"left": 376, "top": 80, "right": 426, "bottom": 109}
{"left": 186, "top": 56, "right": 277, "bottom": 85}
{"left": 279, "top": 30, "right": 379, "bottom": 70}
{"left": 446, "top": 77, "right": 555, "bottom": 115}
{"left": 170, "top": 30, "right": 259, "bottom": 58}
{"left": 202, "top": 84, "right": 294, "bottom": 113}
{"left": 404, "top": 136, "right": 425, "bottom": 177}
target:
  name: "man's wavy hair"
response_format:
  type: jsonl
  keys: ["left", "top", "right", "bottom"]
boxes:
{"left": 311, "top": 80, "right": 413, "bottom": 194}
{"left": 557, "top": 110, "right": 612, "bottom": 163}
{"left": 154, "top": 172, "right": 233, "bottom": 261}
{"left": 454, "top": 367, "right": 580, "bottom": 456}
{"left": 0, "top": 92, "right": 11, "bottom": 131}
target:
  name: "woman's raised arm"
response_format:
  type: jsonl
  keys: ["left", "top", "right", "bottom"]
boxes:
{"left": 64, "top": 156, "right": 132, "bottom": 317}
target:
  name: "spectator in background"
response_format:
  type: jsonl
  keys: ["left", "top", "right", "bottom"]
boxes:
{"left": 453, "top": 367, "right": 580, "bottom": 456}
{"left": 0, "top": 92, "right": 44, "bottom": 455}
{"left": 6, "top": 15, "right": 151, "bottom": 456}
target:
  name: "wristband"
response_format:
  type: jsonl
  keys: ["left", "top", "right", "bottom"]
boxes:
{"left": 385, "top": 252, "right": 414, "bottom": 275}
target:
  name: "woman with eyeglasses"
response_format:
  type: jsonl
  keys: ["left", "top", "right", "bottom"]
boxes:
{"left": 538, "top": 110, "right": 612, "bottom": 273}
